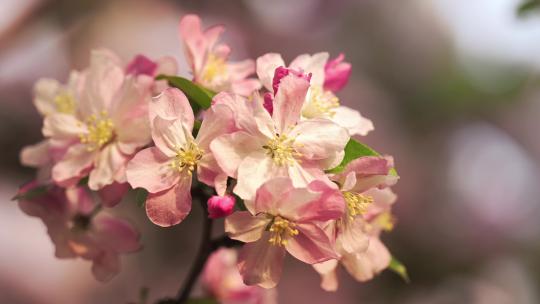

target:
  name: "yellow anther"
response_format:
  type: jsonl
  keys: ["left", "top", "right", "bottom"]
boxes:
{"left": 201, "top": 53, "right": 228, "bottom": 84}
{"left": 79, "top": 111, "right": 114, "bottom": 151}
{"left": 170, "top": 141, "right": 204, "bottom": 175}
{"left": 263, "top": 134, "right": 301, "bottom": 166}
{"left": 268, "top": 216, "right": 299, "bottom": 246}
{"left": 53, "top": 92, "right": 76, "bottom": 114}
{"left": 303, "top": 86, "right": 340, "bottom": 118}
{"left": 375, "top": 212, "right": 395, "bottom": 232}
{"left": 343, "top": 191, "right": 374, "bottom": 220}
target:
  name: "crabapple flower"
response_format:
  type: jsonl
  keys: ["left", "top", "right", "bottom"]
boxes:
{"left": 314, "top": 188, "right": 397, "bottom": 291}
{"left": 225, "top": 178, "right": 345, "bottom": 288}
{"left": 179, "top": 14, "right": 260, "bottom": 95}
{"left": 17, "top": 181, "right": 140, "bottom": 282}
{"left": 44, "top": 49, "right": 154, "bottom": 191}
{"left": 20, "top": 72, "right": 81, "bottom": 181}
{"left": 211, "top": 74, "right": 349, "bottom": 200}
{"left": 202, "top": 248, "right": 277, "bottom": 304}
{"left": 207, "top": 195, "right": 236, "bottom": 219}
{"left": 329, "top": 156, "right": 398, "bottom": 255}
{"left": 126, "top": 88, "right": 235, "bottom": 226}
{"left": 256, "top": 53, "right": 373, "bottom": 136}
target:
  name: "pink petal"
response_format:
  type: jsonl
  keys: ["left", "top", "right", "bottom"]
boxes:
{"left": 33, "top": 78, "right": 60, "bottom": 116}
{"left": 196, "top": 104, "right": 235, "bottom": 149}
{"left": 225, "top": 211, "right": 269, "bottom": 242}
{"left": 126, "top": 147, "right": 178, "bottom": 193}
{"left": 341, "top": 237, "right": 391, "bottom": 282}
{"left": 88, "top": 144, "right": 128, "bottom": 190}
{"left": 52, "top": 144, "right": 94, "bottom": 187}
{"left": 336, "top": 217, "right": 370, "bottom": 254}
{"left": 324, "top": 53, "right": 352, "bottom": 92}
{"left": 272, "top": 74, "right": 310, "bottom": 134}
{"left": 155, "top": 56, "right": 179, "bottom": 75}
{"left": 228, "top": 59, "right": 256, "bottom": 81}
{"left": 256, "top": 53, "right": 285, "bottom": 91}
{"left": 92, "top": 214, "right": 141, "bottom": 253}
{"left": 234, "top": 151, "right": 287, "bottom": 201}
{"left": 313, "top": 260, "right": 339, "bottom": 292}
{"left": 20, "top": 140, "right": 51, "bottom": 168}
{"left": 42, "top": 113, "right": 86, "bottom": 139}
{"left": 332, "top": 106, "right": 374, "bottom": 136}
{"left": 145, "top": 178, "right": 192, "bottom": 227}
{"left": 79, "top": 49, "right": 124, "bottom": 116}
{"left": 211, "top": 132, "right": 263, "bottom": 178}
{"left": 152, "top": 116, "right": 192, "bottom": 158}
{"left": 149, "top": 88, "right": 194, "bottom": 127}
{"left": 238, "top": 233, "right": 286, "bottom": 288}
{"left": 231, "top": 78, "right": 262, "bottom": 97}
{"left": 291, "top": 118, "right": 349, "bottom": 161}
{"left": 97, "top": 182, "right": 130, "bottom": 207}
{"left": 289, "top": 52, "right": 329, "bottom": 87}
{"left": 197, "top": 154, "right": 227, "bottom": 196}
{"left": 286, "top": 223, "right": 338, "bottom": 264}
{"left": 288, "top": 179, "right": 345, "bottom": 222}
{"left": 91, "top": 251, "right": 120, "bottom": 282}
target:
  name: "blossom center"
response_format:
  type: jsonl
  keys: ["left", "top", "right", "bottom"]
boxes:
{"left": 343, "top": 191, "right": 373, "bottom": 220}
{"left": 201, "top": 53, "right": 228, "bottom": 84}
{"left": 303, "top": 86, "right": 340, "bottom": 118}
{"left": 268, "top": 216, "right": 298, "bottom": 246}
{"left": 263, "top": 134, "right": 301, "bottom": 166}
{"left": 54, "top": 92, "right": 76, "bottom": 114}
{"left": 170, "top": 141, "right": 204, "bottom": 175}
{"left": 79, "top": 111, "right": 115, "bottom": 151}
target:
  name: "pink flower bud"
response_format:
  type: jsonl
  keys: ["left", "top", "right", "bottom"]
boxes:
{"left": 125, "top": 54, "right": 158, "bottom": 76}
{"left": 324, "top": 53, "right": 351, "bottom": 92}
{"left": 207, "top": 195, "right": 236, "bottom": 219}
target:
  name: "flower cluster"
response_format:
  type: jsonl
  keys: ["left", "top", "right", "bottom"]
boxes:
{"left": 17, "top": 14, "right": 401, "bottom": 301}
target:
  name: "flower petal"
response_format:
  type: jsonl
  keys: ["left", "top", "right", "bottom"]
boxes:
{"left": 211, "top": 132, "right": 263, "bottom": 178}
{"left": 289, "top": 52, "right": 329, "bottom": 87}
{"left": 126, "top": 147, "right": 178, "bottom": 193}
{"left": 313, "top": 259, "right": 339, "bottom": 292}
{"left": 149, "top": 88, "right": 194, "bottom": 127}
{"left": 292, "top": 118, "right": 349, "bottom": 161}
{"left": 43, "top": 113, "right": 86, "bottom": 139}
{"left": 20, "top": 140, "right": 51, "bottom": 168}
{"left": 272, "top": 74, "right": 310, "bottom": 134}
{"left": 52, "top": 144, "right": 94, "bottom": 187}
{"left": 238, "top": 232, "right": 286, "bottom": 288}
{"left": 234, "top": 151, "right": 287, "bottom": 201}
{"left": 152, "top": 116, "right": 192, "bottom": 157}
{"left": 88, "top": 144, "right": 128, "bottom": 190}
{"left": 256, "top": 53, "right": 285, "bottom": 91}
{"left": 91, "top": 251, "right": 120, "bottom": 282}
{"left": 225, "top": 211, "right": 269, "bottom": 242}
{"left": 286, "top": 223, "right": 338, "bottom": 264}
{"left": 145, "top": 178, "right": 192, "bottom": 227}
{"left": 97, "top": 182, "right": 130, "bottom": 207}
{"left": 331, "top": 106, "right": 373, "bottom": 136}
{"left": 341, "top": 237, "right": 391, "bottom": 282}
{"left": 92, "top": 214, "right": 141, "bottom": 253}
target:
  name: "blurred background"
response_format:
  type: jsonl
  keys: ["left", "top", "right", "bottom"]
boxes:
{"left": 2, "top": 0, "right": 540, "bottom": 303}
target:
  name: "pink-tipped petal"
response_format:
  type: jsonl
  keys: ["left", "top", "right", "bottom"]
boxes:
{"left": 145, "top": 178, "right": 192, "bottom": 227}
{"left": 256, "top": 53, "right": 285, "bottom": 91}
{"left": 272, "top": 74, "right": 310, "bottom": 134}
{"left": 289, "top": 52, "right": 329, "bottom": 87}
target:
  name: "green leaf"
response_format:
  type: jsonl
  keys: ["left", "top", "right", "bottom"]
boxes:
{"left": 133, "top": 188, "right": 149, "bottom": 208}
{"left": 326, "top": 139, "right": 397, "bottom": 175}
{"left": 388, "top": 256, "right": 410, "bottom": 283}
{"left": 518, "top": 0, "right": 540, "bottom": 16}
{"left": 192, "top": 120, "right": 202, "bottom": 137}
{"left": 12, "top": 184, "right": 50, "bottom": 201}
{"left": 77, "top": 176, "right": 89, "bottom": 186}
{"left": 185, "top": 298, "right": 218, "bottom": 304}
{"left": 156, "top": 75, "right": 215, "bottom": 111}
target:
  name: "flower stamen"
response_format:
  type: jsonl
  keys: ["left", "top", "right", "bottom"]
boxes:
{"left": 263, "top": 134, "right": 301, "bottom": 166}
{"left": 201, "top": 53, "right": 228, "bottom": 84}
{"left": 170, "top": 141, "right": 204, "bottom": 175}
{"left": 268, "top": 216, "right": 298, "bottom": 246}
{"left": 79, "top": 111, "right": 114, "bottom": 151}
{"left": 343, "top": 191, "right": 373, "bottom": 220}
{"left": 303, "top": 86, "right": 340, "bottom": 118}
{"left": 53, "top": 92, "right": 76, "bottom": 114}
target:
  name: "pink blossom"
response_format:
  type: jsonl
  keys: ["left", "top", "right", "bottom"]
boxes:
{"left": 312, "top": 157, "right": 399, "bottom": 291}
{"left": 323, "top": 53, "right": 352, "bottom": 92}
{"left": 179, "top": 14, "right": 260, "bottom": 95}
{"left": 211, "top": 74, "right": 349, "bottom": 200}
{"left": 202, "top": 248, "right": 277, "bottom": 304}
{"left": 207, "top": 195, "right": 236, "bottom": 219}
{"left": 17, "top": 181, "right": 140, "bottom": 282}
{"left": 126, "top": 88, "right": 235, "bottom": 227}
{"left": 43, "top": 49, "right": 154, "bottom": 191}
{"left": 256, "top": 53, "right": 373, "bottom": 136}
{"left": 225, "top": 178, "right": 345, "bottom": 288}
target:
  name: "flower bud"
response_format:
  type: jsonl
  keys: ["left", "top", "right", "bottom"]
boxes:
{"left": 323, "top": 53, "right": 351, "bottom": 92}
{"left": 207, "top": 195, "right": 235, "bottom": 219}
